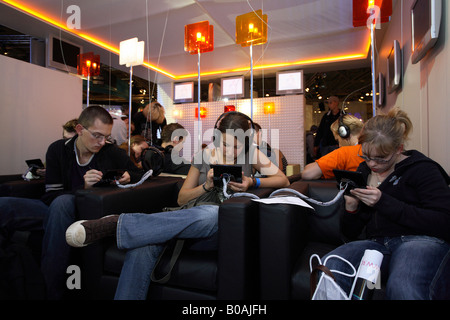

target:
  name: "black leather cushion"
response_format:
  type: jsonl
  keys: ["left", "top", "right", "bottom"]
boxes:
{"left": 306, "top": 181, "right": 347, "bottom": 245}
{"left": 0, "top": 178, "right": 45, "bottom": 199}
{"left": 103, "top": 243, "right": 126, "bottom": 275}
{"left": 103, "top": 240, "right": 218, "bottom": 292}
{"left": 154, "top": 239, "right": 218, "bottom": 292}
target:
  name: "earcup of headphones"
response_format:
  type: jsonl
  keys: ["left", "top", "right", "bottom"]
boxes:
{"left": 338, "top": 125, "right": 350, "bottom": 139}
{"left": 141, "top": 146, "right": 165, "bottom": 176}
{"left": 338, "top": 114, "right": 350, "bottom": 139}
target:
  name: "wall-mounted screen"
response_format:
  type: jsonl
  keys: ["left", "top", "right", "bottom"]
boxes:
{"left": 276, "top": 70, "right": 303, "bottom": 95}
{"left": 411, "top": 0, "right": 442, "bottom": 64}
{"left": 173, "top": 82, "right": 194, "bottom": 104}
{"left": 221, "top": 76, "right": 244, "bottom": 99}
{"left": 46, "top": 34, "right": 82, "bottom": 74}
{"left": 387, "top": 40, "right": 401, "bottom": 93}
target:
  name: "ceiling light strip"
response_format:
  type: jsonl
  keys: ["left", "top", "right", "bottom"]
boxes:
{"left": 174, "top": 53, "right": 367, "bottom": 80}
{"left": 2, "top": 0, "right": 371, "bottom": 81}
{"left": 2, "top": 0, "right": 177, "bottom": 79}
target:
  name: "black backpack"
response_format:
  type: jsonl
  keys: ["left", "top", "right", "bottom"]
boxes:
{"left": 141, "top": 146, "right": 166, "bottom": 176}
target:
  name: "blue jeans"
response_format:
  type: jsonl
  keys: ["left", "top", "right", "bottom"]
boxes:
{"left": 323, "top": 236, "right": 450, "bottom": 300}
{"left": 0, "top": 197, "right": 48, "bottom": 240}
{"left": 41, "top": 194, "right": 76, "bottom": 300}
{"left": 114, "top": 205, "right": 219, "bottom": 300}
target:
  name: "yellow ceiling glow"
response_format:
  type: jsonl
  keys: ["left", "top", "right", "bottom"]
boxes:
{"left": 2, "top": 0, "right": 370, "bottom": 80}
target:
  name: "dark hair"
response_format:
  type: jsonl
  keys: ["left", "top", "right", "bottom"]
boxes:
{"left": 253, "top": 122, "right": 262, "bottom": 131}
{"left": 216, "top": 112, "right": 252, "bottom": 133}
{"left": 215, "top": 112, "right": 253, "bottom": 152}
{"left": 161, "top": 123, "right": 187, "bottom": 143}
{"left": 78, "top": 106, "right": 113, "bottom": 128}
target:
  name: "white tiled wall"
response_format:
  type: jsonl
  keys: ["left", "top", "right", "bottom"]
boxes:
{"left": 158, "top": 83, "right": 305, "bottom": 168}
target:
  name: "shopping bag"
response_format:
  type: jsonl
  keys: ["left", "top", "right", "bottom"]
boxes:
{"left": 310, "top": 254, "right": 356, "bottom": 300}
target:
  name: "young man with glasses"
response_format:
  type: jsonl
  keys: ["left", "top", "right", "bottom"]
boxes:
{"left": 42, "top": 106, "right": 143, "bottom": 299}
{"left": 0, "top": 106, "right": 142, "bottom": 299}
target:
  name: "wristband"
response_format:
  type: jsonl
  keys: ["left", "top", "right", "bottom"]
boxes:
{"left": 202, "top": 183, "right": 212, "bottom": 192}
{"left": 254, "top": 178, "right": 261, "bottom": 189}
{"left": 345, "top": 208, "right": 358, "bottom": 214}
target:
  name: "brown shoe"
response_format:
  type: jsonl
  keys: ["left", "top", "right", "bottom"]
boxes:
{"left": 66, "top": 215, "right": 119, "bottom": 247}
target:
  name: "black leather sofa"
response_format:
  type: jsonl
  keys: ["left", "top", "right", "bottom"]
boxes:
{"left": 0, "top": 175, "right": 45, "bottom": 199}
{"left": 258, "top": 179, "right": 385, "bottom": 300}
{"left": 74, "top": 176, "right": 275, "bottom": 300}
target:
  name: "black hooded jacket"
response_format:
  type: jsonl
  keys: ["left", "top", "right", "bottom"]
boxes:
{"left": 342, "top": 150, "right": 450, "bottom": 243}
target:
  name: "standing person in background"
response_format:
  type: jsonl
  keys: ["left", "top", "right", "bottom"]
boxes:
{"left": 111, "top": 114, "right": 128, "bottom": 146}
{"left": 305, "top": 125, "right": 318, "bottom": 164}
{"left": 314, "top": 95, "right": 344, "bottom": 157}
{"left": 132, "top": 101, "right": 167, "bottom": 146}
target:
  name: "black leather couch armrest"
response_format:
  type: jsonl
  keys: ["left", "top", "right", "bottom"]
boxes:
{"left": 0, "top": 176, "right": 45, "bottom": 199}
{"left": 258, "top": 181, "right": 312, "bottom": 299}
{"left": 217, "top": 187, "right": 274, "bottom": 299}
{"left": 75, "top": 176, "right": 183, "bottom": 220}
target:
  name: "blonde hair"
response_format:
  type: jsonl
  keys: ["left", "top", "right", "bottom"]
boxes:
{"left": 358, "top": 108, "right": 413, "bottom": 157}
{"left": 330, "top": 114, "right": 364, "bottom": 139}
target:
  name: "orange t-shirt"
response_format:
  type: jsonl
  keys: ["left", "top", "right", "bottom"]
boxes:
{"left": 316, "top": 144, "right": 364, "bottom": 179}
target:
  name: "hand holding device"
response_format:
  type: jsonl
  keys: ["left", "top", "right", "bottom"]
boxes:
{"left": 25, "top": 159, "right": 44, "bottom": 175}
{"left": 333, "top": 169, "right": 366, "bottom": 195}
{"left": 92, "top": 169, "right": 125, "bottom": 187}
{"left": 211, "top": 165, "right": 242, "bottom": 187}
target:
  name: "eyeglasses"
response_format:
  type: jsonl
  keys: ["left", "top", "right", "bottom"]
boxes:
{"left": 358, "top": 152, "right": 395, "bottom": 164}
{"left": 83, "top": 126, "right": 112, "bottom": 142}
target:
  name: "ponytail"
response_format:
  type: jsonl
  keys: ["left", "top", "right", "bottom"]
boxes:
{"left": 358, "top": 107, "right": 413, "bottom": 157}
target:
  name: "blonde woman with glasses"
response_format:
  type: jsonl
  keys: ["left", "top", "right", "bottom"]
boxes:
{"left": 322, "top": 108, "right": 450, "bottom": 300}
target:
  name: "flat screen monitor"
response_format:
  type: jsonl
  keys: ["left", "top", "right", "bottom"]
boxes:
{"left": 276, "top": 70, "right": 303, "bottom": 95}
{"left": 221, "top": 76, "right": 244, "bottom": 99}
{"left": 173, "top": 82, "right": 194, "bottom": 104}
{"left": 46, "top": 34, "right": 82, "bottom": 74}
{"left": 387, "top": 40, "right": 401, "bottom": 93}
{"left": 411, "top": 0, "right": 442, "bottom": 64}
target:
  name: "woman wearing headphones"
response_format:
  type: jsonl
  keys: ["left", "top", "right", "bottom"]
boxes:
{"left": 323, "top": 108, "right": 450, "bottom": 299}
{"left": 66, "top": 111, "right": 289, "bottom": 300}
{"left": 302, "top": 114, "right": 364, "bottom": 180}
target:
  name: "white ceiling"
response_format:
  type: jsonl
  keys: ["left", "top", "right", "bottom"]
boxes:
{"left": 0, "top": 0, "right": 390, "bottom": 82}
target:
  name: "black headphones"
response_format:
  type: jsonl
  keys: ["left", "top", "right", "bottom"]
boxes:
{"left": 337, "top": 113, "right": 350, "bottom": 139}
{"left": 212, "top": 111, "right": 255, "bottom": 152}
{"left": 140, "top": 146, "right": 165, "bottom": 176}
